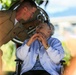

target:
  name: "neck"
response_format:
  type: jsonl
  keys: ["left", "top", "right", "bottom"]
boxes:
{"left": 16, "top": 15, "right": 20, "bottom": 21}
{"left": 16, "top": 11, "right": 22, "bottom": 21}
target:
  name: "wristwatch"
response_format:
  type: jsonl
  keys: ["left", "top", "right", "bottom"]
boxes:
{"left": 45, "top": 45, "right": 50, "bottom": 50}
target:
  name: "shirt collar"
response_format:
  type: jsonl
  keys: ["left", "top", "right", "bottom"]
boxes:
{"left": 14, "top": 19, "right": 18, "bottom": 25}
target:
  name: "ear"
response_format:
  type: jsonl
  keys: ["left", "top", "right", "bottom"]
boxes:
{"left": 23, "top": 7, "right": 27, "bottom": 13}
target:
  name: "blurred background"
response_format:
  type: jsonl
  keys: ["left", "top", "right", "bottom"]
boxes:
{"left": 0, "top": 0, "right": 76, "bottom": 75}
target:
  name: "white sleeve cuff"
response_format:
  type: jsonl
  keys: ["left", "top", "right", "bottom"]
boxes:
{"left": 46, "top": 46, "right": 53, "bottom": 53}
{"left": 16, "top": 44, "right": 30, "bottom": 60}
{"left": 24, "top": 44, "right": 30, "bottom": 49}
{"left": 46, "top": 46, "right": 61, "bottom": 64}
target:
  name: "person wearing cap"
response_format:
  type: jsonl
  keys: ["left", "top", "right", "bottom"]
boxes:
{"left": 16, "top": 22, "right": 64, "bottom": 75}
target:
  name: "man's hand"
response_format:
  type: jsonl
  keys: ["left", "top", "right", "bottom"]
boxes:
{"left": 26, "top": 33, "right": 39, "bottom": 46}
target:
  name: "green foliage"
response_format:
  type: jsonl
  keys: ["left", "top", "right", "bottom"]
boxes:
{"left": 62, "top": 41, "right": 71, "bottom": 66}
{"left": 34, "top": 0, "right": 42, "bottom": 5}
{"left": 1, "top": 41, "right": 16, "bottom": 71}
{"left": 0, "top": 0, "right": 17, "bottom": 10}
{"left": 0, "top": 0, "right": 48, "bottom": 10}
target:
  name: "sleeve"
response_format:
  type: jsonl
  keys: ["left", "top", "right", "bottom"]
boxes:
{"left": 46, "top": 38, "right": 64, "bottom": 64}
{"left": 16, "top": 40, "right": 30, "bottom": 60}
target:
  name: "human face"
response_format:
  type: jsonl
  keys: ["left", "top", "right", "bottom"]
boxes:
{"left": 22, "top": 7, "right": 37, "bottom": 21}
{"left": 36, "top": 24, "right": 51, "bottom": 38}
